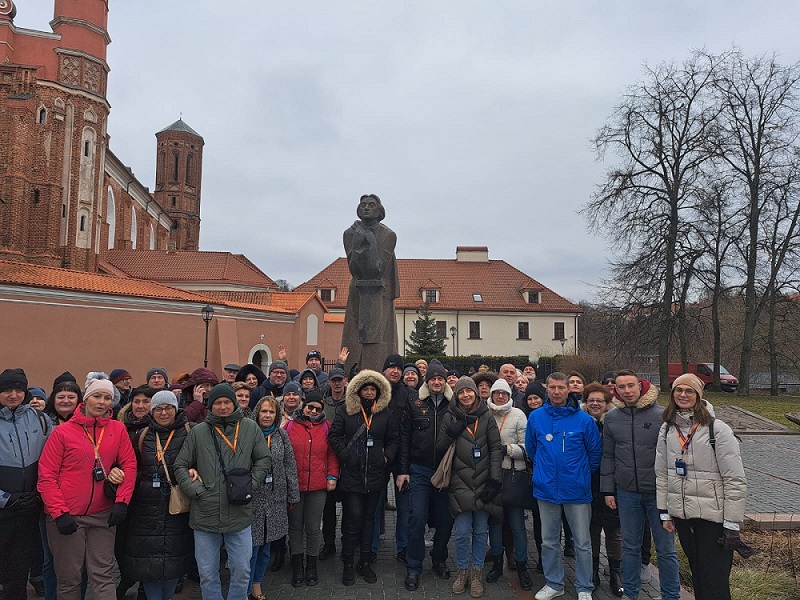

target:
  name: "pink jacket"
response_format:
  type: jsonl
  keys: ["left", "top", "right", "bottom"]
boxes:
{"left": 38, "top": 404, "right": 137, "bottom": 518}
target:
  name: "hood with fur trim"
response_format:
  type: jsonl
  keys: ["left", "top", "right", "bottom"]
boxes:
{"left": 417, "top": 380, "right": 454, "bottom": 403}
{"left": 345, "top": 370, "right": 392, "bottom": 416}
{"left": 612, "top": 378, "right": 659, "bottom": 410}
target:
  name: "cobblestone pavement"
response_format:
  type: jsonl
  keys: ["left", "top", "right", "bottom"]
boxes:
{"left": 714, "top": 406, "right": 795, "bottom": 434}
{"left": 739, "top": 434, "right": 800, "bottom": 515}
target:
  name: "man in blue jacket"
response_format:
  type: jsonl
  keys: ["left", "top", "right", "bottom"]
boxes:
{"left": 526, "top": 372, "right": 601, "bottom": 600}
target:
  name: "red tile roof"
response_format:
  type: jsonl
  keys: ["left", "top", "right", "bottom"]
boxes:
{"left": 100, "top": 250, "right": 277, "bottom": 288}
{"left": 296, "top": 257, "right": 581, "bottom": 313}
{"left": 202, "top": 291, "right": 321, "bottom": 313}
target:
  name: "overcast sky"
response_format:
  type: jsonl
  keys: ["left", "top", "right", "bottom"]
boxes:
{"left": 16, "top": 2, "right": 800, "bottom": 301}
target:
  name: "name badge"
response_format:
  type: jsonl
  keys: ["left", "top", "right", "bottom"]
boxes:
{"left": 366, "top": 436, "right": 374, "bottom": 447}
{"left": 472, "top": 446, "right": 481, "bottom": 459}
{"left": 265, "top": 474, "right": 273, "bottom": 484}
{"left": 675, "top": 458, "right": 687, "bottom": 477}
{"left": 152, "top": 474, "right": 161, "bottom": 488}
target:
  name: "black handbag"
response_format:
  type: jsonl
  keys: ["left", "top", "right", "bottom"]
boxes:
{"left": 210, "top": 427, "right": 253, "bottom": 505}
{"left": 501, "top": 458, "right": 536, "bottom": 510}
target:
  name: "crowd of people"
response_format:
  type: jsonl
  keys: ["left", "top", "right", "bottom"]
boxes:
{"left": 0, "top": 348, "right": 750, "bottom": 600}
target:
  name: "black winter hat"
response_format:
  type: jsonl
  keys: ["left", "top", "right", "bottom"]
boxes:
{"left": 303, "top": 390, "right": 324, "bottom": 407}
{"left": 425, "top": 360, "right": 448, "bottom": 383}
{"left": 0, "top": 368, "right": 27, "bottom": 393}
{"left": 207, "top": 383, "right": 236, "bottom": 408}
{"left": 383, "top": 354, "right": 404, "bottom": 371}
{"left": 53, "top": 371, "right": 77, "bottom": 388}
{"left": 525, "top": 381, "right": 547, "bottom": 401}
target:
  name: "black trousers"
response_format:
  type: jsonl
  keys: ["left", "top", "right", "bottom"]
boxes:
{"left": 0, "top": 512, "right": 39, "bottom": 600}
{"left": 590, "top": 502, "right": 622, "bottom": 563}
{"left": 341, "top": 490, "right": 382, "bottom": 558}
{"left": 322, "top": 488, "right": 346, "bottom": 546}
{"left": 674, "top": 518, "right": 732, "bottom": 600}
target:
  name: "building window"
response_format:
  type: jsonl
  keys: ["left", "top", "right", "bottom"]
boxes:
{"left": 79, "top": 215, "right": 86, "bottom": 231}
{"left": 131, "top": 208, "right": 138, "bottom": 249}
{"left": 83, "top": 140, "right": 90, "bottom": 157}
{"left": 554, "top": 322, "right": 565, "bottom": 341}
{"left": 468, "top": 321, "right": 481, "bottom": 339}
{"left": 518, "top": 322, "right": 530, "bottom": 340}
{"left": 106, "top": 187, "right": 116, "bottom": 249}
{"left": 157, "top": 151, "right": 165, "bottom": 185}
{"left": 149, "top": 224, "right": 155, "bottom": 250}
{"left": 186, "top": 154, "right": 193, "bottom": 185}
{"left": 472, "top": 293, "right": 483, "bottom": 302}
{"left": 319, "top": 288, "right": 334, "bottom": 303}
{"left": 33, "top": 189, "right": 40, "bottom": 204}
{"left": 172, "top": 154, "right": 179, "bottom": 181}
{"left": 436, "top": 321, "right": 447, "bottom": 339}
{"left": 61, "top": 204, "right": 66, "bottom": 218}
{"left": 424, "top": 289, "right": 438, "bottom": 303}
{"left": 171, "top": 196, "right": 177, "bottom": 207}
{"left": 38, "top": 108, "right": 47, "bottom": 124}
{"left": 527, "top": 291, "right": 540, "bottom": 304}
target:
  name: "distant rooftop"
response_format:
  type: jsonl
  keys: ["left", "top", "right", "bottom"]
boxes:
{"left": 157, "top": 118, "right": 202, "bottom": 138}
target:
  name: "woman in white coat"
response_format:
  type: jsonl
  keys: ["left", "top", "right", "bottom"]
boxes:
{"left": 655, "top": 373, "right": 747, "bottom": 600}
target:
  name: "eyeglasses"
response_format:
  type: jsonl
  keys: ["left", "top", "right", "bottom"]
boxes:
{"left": 586, "top": 399, "right": 607, "bottom": 404}
{"left": 673, "top": 387, "right": 697, "bottom": 397}
{"left": 153, "top": 406, "right": 176, "bottom": 413}
{"left": 305, "top": 405, "right": 323, "bottom": 413}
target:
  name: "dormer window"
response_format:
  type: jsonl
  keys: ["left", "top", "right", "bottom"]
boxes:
{"left": 424, "top": 289, "right": 439, "bottom": 304}
{"left": 319, "top": 288, "right": 335, "bottom": 303}
{"left": 526, "top": 291, "right": 541, "bottom": 304}
{"left": 472, "top": 293, "right": 483, "bottom": 302}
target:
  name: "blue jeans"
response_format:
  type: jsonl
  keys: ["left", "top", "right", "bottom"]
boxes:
{"left": 453, "top": 511, "right": 490, "bottom": 569}
{"left": 194, "top": 527, "right": 252, "bottom": 600}
{"left": 141, "top": 579, "right": 178, "bottom": 600}
{"left": 616, "top": 489, "right": 680, "bottom": 600}
{"left": 538, "top": 500, "right": 593, "bottom": 593}
{"left": 248, "top": 543, "right": 271, "bottom": 593}
{"left": 489, "top": 505, "right": 528, "bottom": 563}
{"left": 371, "top": 477, "right": 410, "bottom": 553}
{"left": 406, "top": 463, "right": 453, "bottom": 574}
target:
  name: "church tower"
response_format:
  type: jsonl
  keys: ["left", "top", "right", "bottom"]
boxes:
{"left": 154, "top": 119, "right": 204, "bottom": 251}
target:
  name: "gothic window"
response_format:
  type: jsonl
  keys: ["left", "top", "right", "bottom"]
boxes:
{"left": 172, "top": 154, "right": 179, "bottom": 181}
{"left": 186, "top": 154, "right": 193, "bottom": 185}
{"left": 38, "top": 108, "right": 47, "bottom": 124}
{"left": 106, "top": 187, "right": 116, "bottom": 249}
{"left": 157, "top": 151, "right": 165, "bottom": 185}
{"left": 131, "top": 208, "right": 138, "bottom": 249}
{"left": 149, "top": 224, "right": 155, "bottom": 250}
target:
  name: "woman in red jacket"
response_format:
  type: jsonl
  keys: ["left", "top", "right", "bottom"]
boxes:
{"left": 38, "top": 379, "right": 137, "bottom": 600}
{"left": 284, "top": 391, "right": 340, "bottom": 587}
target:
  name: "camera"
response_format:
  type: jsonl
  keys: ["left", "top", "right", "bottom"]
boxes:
{"left": 93, "top": 465, "right": 106, "bottom": 481}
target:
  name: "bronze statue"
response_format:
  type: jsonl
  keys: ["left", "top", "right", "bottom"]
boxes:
{"left": 342, "top": 194, "right": 400, "bottom": 373}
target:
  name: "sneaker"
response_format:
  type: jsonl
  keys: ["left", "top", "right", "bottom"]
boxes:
{"left": 640, "top": 563, "right": 652, "bottom": 584}
{"left": 577, "top": 593, "right": 593, "bottom": 600}
{"left": 534, "top": 585, "right": 565, "bottom": 600}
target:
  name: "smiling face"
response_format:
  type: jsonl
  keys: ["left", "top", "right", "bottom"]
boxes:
{"left": 585, "top": 392, "right": 608, "bottom": 418}
{"left": 492, "top": 389, "right": 510, "bottom": 406}
{"left": 306, "top": 357, "right": 321, "bottom": 371}
{"left": 428, "top": 375, "right": 445, "bottom": 394}
{"left": 54, "top": 390, "right": 79, "bottom": 419}
{"left": 244, "top": 374, "right": 259, "bottom": 389}
{"left": 269, "top": 368, "right": 287, "bottom": 387}
{"left": 457, "top": 387, "right": 477, "bottom": 411}
{"left": 152, "top": 404, "right": 176, "bottom": 427}
{"left": 384, "top": 366, "right": 402, "bottom": 385}
{"left": 235, "top": 388, "right": 250, "bottom": 409}
{"left": 672, "top": 384, "right": 699, "bottom": 410}
{"left": 526, "top": 393, "right": 543, "bottom": 410}
{"left": 282, "top": 391, "right": 301, "bottom": 411}
{"left": 359, "top": 384, "right": 377, "bottom": 402}
{"left": 403, "top": 370, "right": 419, "bottom": 388}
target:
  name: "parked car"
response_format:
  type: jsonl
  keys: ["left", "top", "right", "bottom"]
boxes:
{"left": 667, "top": 362, "right": 738, "bottom": 393}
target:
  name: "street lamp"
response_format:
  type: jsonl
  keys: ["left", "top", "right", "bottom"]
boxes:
{"left": 560, "top": 338, "right": 566, "bottom": 355}
{"left": 202, "top": 305, "right": 215, "bottom": 368}
{"left": 450, "top": 326, "right": 457, "bottom": 357}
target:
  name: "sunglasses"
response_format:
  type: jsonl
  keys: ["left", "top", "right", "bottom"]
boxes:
{"left": 305, "top": 405, "right": 323, "bottom": 413}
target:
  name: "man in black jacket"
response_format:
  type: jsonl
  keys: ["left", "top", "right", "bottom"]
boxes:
{"left": 397, "top": 360, "right": 453, "bottom": 590}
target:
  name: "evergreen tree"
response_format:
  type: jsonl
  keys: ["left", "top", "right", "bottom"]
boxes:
{"left": 406, "top": 303, "right": 446, "bottom": 355}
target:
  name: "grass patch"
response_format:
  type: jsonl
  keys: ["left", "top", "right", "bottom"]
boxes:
{"left": 729, "top": 567, "right": 800, "bottom": 600}
{"left": 657, "top": 390, "right": 800, "bottom": 431}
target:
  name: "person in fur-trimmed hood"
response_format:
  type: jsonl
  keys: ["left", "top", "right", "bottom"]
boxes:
{"left": 600, "top": 370, "right": 680, "bottom": 600}
{"left": 328, "top": 369, "right": 399, "bottom": 586}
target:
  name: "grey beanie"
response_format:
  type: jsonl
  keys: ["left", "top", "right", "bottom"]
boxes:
{"left": 150, "top": 390, "right": 179, "bottom": 412}
{"left": 453, "top": 376, "right": 478, "bottom": 397}
{"left": 269, "top": 360, "right": 289, "bottom": 374}
{"left": 147, "top": 367, "right": 169, "bottom": 382}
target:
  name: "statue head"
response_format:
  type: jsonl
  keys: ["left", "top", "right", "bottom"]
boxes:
{"left": 357, "top": 194, "right": 385, "bottom": 222}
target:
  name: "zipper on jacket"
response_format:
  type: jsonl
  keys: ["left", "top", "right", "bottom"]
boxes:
{"left": 84, "top": 420, "right": 97, "bottom": 516}
{"left": 8, "top": 432, "right": 18, "bottom": 458}
{"left": 630, "top": 408, "right": 640, "bottom": 492}
{"left": 12, "top": 418, "right": 26, "bottom": 468}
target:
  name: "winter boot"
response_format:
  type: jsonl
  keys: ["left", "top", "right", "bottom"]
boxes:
{"left": 342, "top": 555, "right": 356, "bottom": 586}
{"left": 452, "top": 568, "right": 469, "bottom": 594}
{"left": 485, "top": 554, "right": 504, "bottom": 583}
{"left": 357, "top": 552, "right": 378, "bottom": 583}
{"left": 609, "top": 559, "right": 624, "bottom": 597}
{"left": 516, "top": 561, "right": 533, "bottom": 590}
{"left": 271, "top": 540, "right": 287, "bottom": 571}
{"left": 470, "top": 566, "right": 484, "bottom": 598}
{"left": 290, "top": 554, "right": 304, "bottom": 588}
{"left": 305, "top": 555, "right": 318, "bottom": 586}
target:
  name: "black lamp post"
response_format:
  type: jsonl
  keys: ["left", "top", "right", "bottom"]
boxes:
{"left": 450, "top": 326, "right": 457, "bottom": 357}
{"left": 560, "top": 338, "right": 566, "bottom": 355}
{"left": 202, "top": 305, "right": 215, "bottom": 368}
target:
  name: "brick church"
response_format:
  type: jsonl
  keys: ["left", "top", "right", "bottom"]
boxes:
{"left": 0, "top": 0, "right": 203, "bottom": 272}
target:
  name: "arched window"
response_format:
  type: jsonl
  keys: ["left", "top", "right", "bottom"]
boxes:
{"left": 306, "top": 314, "right": 319, "bottom": 345}
{"left": 149, "top": 223, "right": 155, "bottom": 250}
{"left": 38, "top": 107, "right": 47, "bottom": 124}
{"left": 186, "top": 154, "right": 193, "bottom": 185}
{"left": 157, "top": 151, "right": 165, "bottom": 185}
{"left": 131, "top": 208, "right": 138, "bottom": 249}
{"left": 106, "top": 187, "right": 116, "bottom": 249}
{"left": 172, "top": 154, "right": 179, "bottom": 181}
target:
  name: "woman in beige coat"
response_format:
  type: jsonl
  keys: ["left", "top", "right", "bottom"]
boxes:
{"left": 655, "top": 373, "right": 747, "bottom": 600}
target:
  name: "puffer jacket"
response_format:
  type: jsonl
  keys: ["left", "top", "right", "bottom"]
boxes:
{"left": 286, "top": 415, "right": 339, "bottom": 492}
{"left": 251, "top": 426, "right": 300, "bottom": 547}
{"left": 38, "top": 404, "right": 137, "bottom": 518}
{"left": 486, "top": 398, "right": 528, "bottom": 471}
{"left": 525, "top": 394, "right": 601, "bottom": 504}
{"left": 0, "top": 404, "right": 49, "bottom": 517}
{"left": 600, "top": 380, "right": 662, "bottom": 495}
{"left": 123, "top": 411, "right": 193, "bottom": 581}
{"left": 399, "top": 382, "right": 453, "bottom": 473}
{"left": 328, "top": 370, "right": 399, "bottom": 493}
{"left": 655, "top": 412, "right": 746, "bottom": 524}
{"left": 436, "top": 397, "right": 503, "bottom": 520}
{"left": 118, "top": 403, "right": 151, "bottom": 449}
{"left": 174, "top": 407, "right": 271, "bottom": 534}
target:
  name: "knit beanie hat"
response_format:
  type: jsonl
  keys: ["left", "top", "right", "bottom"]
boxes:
{"left": 269, "top": 360, "right": 289, "bottom": 375}
{"left": 109, "top": 369, "right": 131, "bottom": 384}
{"left": 150, "top": 390, "right": 179, "bottom": 412}
{"left": 282, "top": 381, "right": 304, "bottom": 398}
{"left": 53, "top": 371, "right": 77, "bottom": 388}
{"left": 0, "top": 368, "right": 27, "bottom": 393}
{"left": 189, "top": 367, "right": 219, "bottom": 387}
{"left": 303, "top": 390, "right": 324, "bottom": 407}
{"left": 671, "top": 373, "right": 704, "bottom": 399}
{"left": 84, "top": 378, "right": 114, "bottom": 398}
{"left": 453, "top": 376, "right": 478, "bottom": 397}
{"left": 207, "top": 383, "right": 236, "bottom": 408}
{"left": 425, "top": 360, "right": 448, "bottom": 383}
{"left": 28, "top": 387, "right": 47, "bottom": 399}
{"left": 525, "top": 380, "right": 547, "bottom": 401}
{"left": 383, "top": 354, "right": 404, "bottom": 371}
{"left": 147, "top": 367, "right": 169, "bottom": 382}
{"left": 415, "top": 359, "right": 428, "bottom": 369}
{"left": 490, "top": 378, "right": 513, "bottom": 397}
{"left": 601, "top": 371, "right": 616, "bottom": 383}
{"left": 402, "top": 363, "right": 421, "bottom": 378}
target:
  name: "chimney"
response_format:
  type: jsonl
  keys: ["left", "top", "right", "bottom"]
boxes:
{"left": 455, "top": 246, "right": 489, "bottom": 263}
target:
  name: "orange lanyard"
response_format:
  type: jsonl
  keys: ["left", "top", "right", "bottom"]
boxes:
{"left": 360, "top": 401, "right": 376, "bottom": 432}
{"left": 466, "top": 417, "right": 479, "bottom": 440}
{"left": 155, "top": 430, "right": 176, "bottom": 464}
{"left": 214, "top": 422, "right": 240, "bottom": 453}
{"left": 266, "top": 433, "right": 272, "bottom": 449}
{"left": 675, "top": 422, "right": 700, "bottom": 453}
{"left": 84, "top": 427, "right": 105, "bottom": 459}
{"left": 498, "top": 413, "right": 509, "bottom": 433}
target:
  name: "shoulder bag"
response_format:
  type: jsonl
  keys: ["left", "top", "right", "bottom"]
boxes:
{"left": 210, "top": 425, "right": 253, "bottom": 505}
{"left": 155, "top": 428, "right": 192, "bottom": 515}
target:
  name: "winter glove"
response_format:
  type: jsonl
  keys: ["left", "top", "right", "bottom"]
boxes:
{"left": 9, "top": 491, "right": 43, "bottom": 511}
{"left": 107, "top": 502, "right": 128, "bottom": 527}
{"left": 446, "top": 418, "right": 468, "bottom": 438}
{"left": 718, "top": 528, "right": 755, "bottom": 558}
{"left": 55, "top": 513, "right": 78, "bottom": 535}
{"left": 478, "top": 479, "right": 502, "bottom": 502}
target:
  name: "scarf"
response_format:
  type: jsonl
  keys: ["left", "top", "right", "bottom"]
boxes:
{"left": 487, "top": 397, "right": 513, "bottom": 414}
{"left": 261, "top": 423, "right": 277, "bottom": 438}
